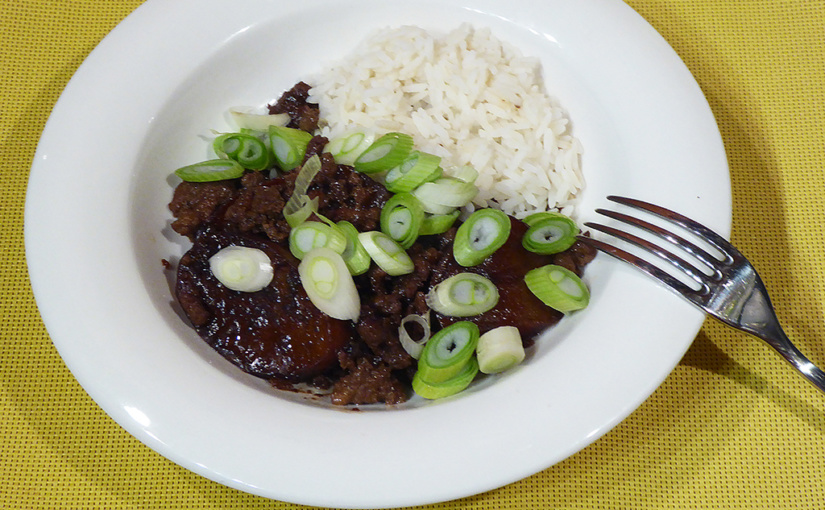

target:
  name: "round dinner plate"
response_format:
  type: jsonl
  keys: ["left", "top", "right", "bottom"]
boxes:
{"left": 25, "top": 0, "right": 730, "bottom": 508}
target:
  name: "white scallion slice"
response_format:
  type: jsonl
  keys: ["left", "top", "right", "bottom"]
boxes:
{"left": 398, "top": 312, "right": 431, "bottom": 360}
{"left": 419, "top": 210, "right": 460, "bottom": 236}
{"left": 337, "top": 220, "right": 371, "bottom": 276}
{"left": 269, "top": 125, "right": 313, "bottom": 171}
{"left": 288, "top": 221, "right": 347, "bottom": 260}
{"left": 298, "top": 247, "right": 360, "bottom": 321}
{"left": 522, "top": 213, "right": 578, "bottom": 255}
{"left": 353, "top": 132, "right": 414, "bottom": 174}
{"left": 384, "top": 151, "right": 442, "bottom": 193}
{"left": 453, "top": 208, "right": 511, "bottom": 266}
{"left": 228, "top": 106, "right": 290, "bottom": 131}
{"left": 426, "top": 273, "right": 499, "bottom": 317}
{"left": 476, "top": 326, "right": 525, "bottom": 374}
{"left": 208, "top": 245, "right": 273, "bottom": 292}
{"left": 450, "top": 165, "right": 479, "bottom": 184}
{"left": 415, "top": 321, "right": 480, "bottom": 383}
{"left": 524, "top": 264, "right": 590, "bottom": 313}
{"left": 174, "top": 159, "right": 245, "bottom": 182}
{"left": 324, "top": 131, "right": 375, "bottom": 166}
{"left": 412, "top": 356, "right": 478, "bottom": 400}
{"left": 411, "top": 177, "right": 478, "bottom": 208}
{"left": 357, "top": 231, "right": 414, "bottom": 276}
{"left": 379, "top": 193, "right": 424, "bottom": 249}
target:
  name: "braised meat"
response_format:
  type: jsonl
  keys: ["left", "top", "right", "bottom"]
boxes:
{"left": 176, "top": 226, "right": 355, "bottom": 380}
{"left": 431, "top": 218, "right": 596, "bottom": 345}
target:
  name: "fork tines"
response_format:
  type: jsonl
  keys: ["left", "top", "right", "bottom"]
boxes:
{"left": 577, "top": 196, "right": 735, "bottom": 298}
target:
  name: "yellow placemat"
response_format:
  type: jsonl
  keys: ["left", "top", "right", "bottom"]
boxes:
{"left": 3, "top": 0, "right": 824, "bottom": 508}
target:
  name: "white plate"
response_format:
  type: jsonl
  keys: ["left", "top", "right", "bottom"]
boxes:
{"left": 25, "top": 0, "right": 730, "bottom": 507}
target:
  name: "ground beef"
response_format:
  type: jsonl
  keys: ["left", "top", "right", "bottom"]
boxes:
{"left": 268, "top": 81, "right": 319, "bottom": 132}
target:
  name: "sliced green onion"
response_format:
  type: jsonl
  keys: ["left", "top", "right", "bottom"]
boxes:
{"left": 416, "top": 321, "right": 480, "bottom": 384}
{"left": 398, "top": 312, "right": 431, "bottom": 360}
{"left": 284, "top": 196, "right": 319, "bottom": 228}
{"left": 413, "top": 356, "right": 478, "bottom": 400}
{"left": 337, "top": 220, "right": 371, "bottom": 276}
{"left": 522, "top": 213, "right": 578, "bottom": 255}
{"left": 412, "top": 358, "right": 478, "bottom": 400}
{"left": 174, "top": 159, "right": 245, "bottom": 182}
{"left": 213, "top": 133, "right": 271, "bottom": 171}
{"left": 298, "top": 247, "right": 360, "bottom": 321}
{"left": 384, "top": 151, "right": 442, "bottom": 193}
{"left": 324, "top": 131, "right": 375, "bottom": 166}
{"left": 209, "top": 245, "right": 273, "bottom": 292}
{"left": 524, "top": 264, "right": 590, "bottom": 313}
{"left": 288, "top": 221, "right": 347, "bottom": 260}
{"left": 379, "top": 193, "right": 424, "bottom": 249}
{"left": 476, "top": 326, "right": 525, "bottom": 374}
{"left": 357, "top": 231, "right": 414, "bottom": 276}
{"left": 414, "top": 197, "right": 456, "bottom": 216}
{"left": 283, "top": 155, "right": 322, "bottom": 227}
{"left": 269, "top": 125, "right": 313, "bottom": 171}
{"left": 411, "top": 177, "right": 478, "bottom": 209}
{"left": 419, "top": 210, "right": 460, "bottom": 236}
{"left": 353, "top": 132, "right": 414, "bottom": 174}
{"left": 451, "top": 165, "right": 478, "bottom": 184}
{"left": 228, "top": 106, "right": 290, "bottom": 131}
{"left": 453, "top": 208, "right": 511, "bottom": 266}
{"left": 426, "top": 273, "right": 499, "bottom": 317}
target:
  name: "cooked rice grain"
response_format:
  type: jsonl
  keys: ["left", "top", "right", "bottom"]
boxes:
{"left": 309, "top": 24, "right": 583, "bottom": 218}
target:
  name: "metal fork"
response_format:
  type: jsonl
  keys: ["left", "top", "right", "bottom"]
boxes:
{"left": 577, "top": 195, "right": 825, "bottom": 394}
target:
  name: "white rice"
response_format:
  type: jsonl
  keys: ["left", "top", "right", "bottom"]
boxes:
{"left": 308, "top": 24, "right": 584, "bottom": 218}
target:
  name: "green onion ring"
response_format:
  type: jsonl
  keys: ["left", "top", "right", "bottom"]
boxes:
{"left": 269, "top": 125, "right": 313, "bottom": 171}
{"left": 415, "top": 321, "right": 480, "bottom": 384}
{"left": 384, "top": 151, "right": 442, "bottom": 193}
{"left": 426, "top": 272, "right": 499, "bottom": 317}
{"left": 379, "top": 192, "right": 425, "bottom": 249}
{"left": 354, "top": 132, "right": 414, "bottom": 174}
{"left": 412, "top": 356, "right": 478, "bottom": 400}
{"left": 174, "top": 159, "right": 245, "bottom": 182}
{"left": 288, "top": 221, "right": 347, "bottom": 260}
{"left": 453, "top": 208, "right": 511, "bottom": 266}
{"left": 357, "top": 231, "right": 414, "bottom": 276}
{"left": 524, "top": 264, "right": 590, "bottom": 313}
{"left": 521, "top": 213, "right": 579, "bottom": 255}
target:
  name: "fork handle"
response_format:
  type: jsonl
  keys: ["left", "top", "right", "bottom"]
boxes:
{"left": 754, "top": 325, "right": 825, "bottom": 394}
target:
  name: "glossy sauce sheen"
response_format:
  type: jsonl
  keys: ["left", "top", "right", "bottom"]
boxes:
{"left": 176, "top": 226, "right": 354, "bottom": 380}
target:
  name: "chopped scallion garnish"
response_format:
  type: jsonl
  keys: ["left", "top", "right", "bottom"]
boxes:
{"left": 353, "top": 132, "right": 414, "bottom": 174}
{"left": 357, "top": 231, "right": 414, "bottom": 276}
{"left": 384, "top": 151, "right": 442, "bottom": 193}
{"left": 337, "top": 220, "right": 371, "bottom": 276}
{"left": 521, "top": 212, "right": 578, "bottom": 254}
{"left": 398, "top": 312, "right": 431, "bottom": 360}
{"left": 325, "top": 131, "right": 375, "bottom": 166}
{"left": 174, "top": 159, "right": 245, "bottom": 182}
{"left": 288, "top": 221, "right": 347, "bottom": 260}
{"left": 524, "top": 264, "right": 590, "bottom": 313}
{"left": 419, "top": 210, "right": 460, "bottom": 236}
{"left": 426, "top": 272, "right": 499, "bottom": 317}
{"left": 269, "top": 125, "right": 313, "bottom": 171}
{"left": 476, "top": 326, "right": 525, "bottom": 374}
{"left": 412, "top": 357, "right": 478, "bottom": 400}
{"left": 283, "top": 155, "right": 322, "bottom": 227}
{"left": 411, "top": 177, "right": 478, "bottom": 209}
{"left": 208, "top": 245, "right": 273, "bottom": 292}
{"left": 415, "top": 321, "right": 480, "bottom": 383}
{"left": 227, "top": 106, "right": 290, "bottom": 131}
{"left": 213, "top": 133, "right": 271, "bottom": 171}
{"left": 298, "top": 247, "right": 360, "bottom": 321}
{"left": 453, "top": 208, "right": 511, "bottom": 266}
{"left": 380, "top": 192, "right": 424, "bottom": 249}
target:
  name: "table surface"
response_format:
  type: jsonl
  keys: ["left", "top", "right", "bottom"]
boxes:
{"left": 3, "top": 1, "right": 825, "bottom": 508}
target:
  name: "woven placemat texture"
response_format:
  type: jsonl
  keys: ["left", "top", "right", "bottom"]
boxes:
{"left": 2, "top": 0, "right": 824, "bottom": 508}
